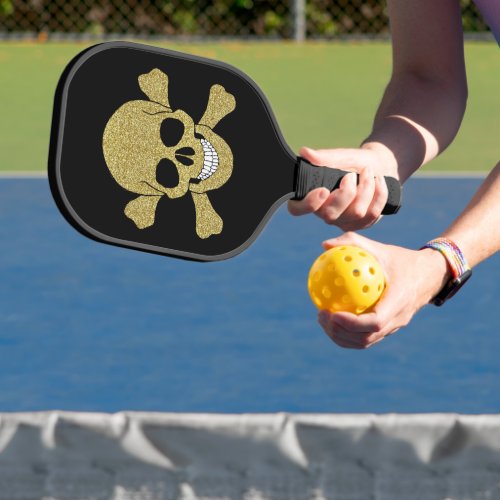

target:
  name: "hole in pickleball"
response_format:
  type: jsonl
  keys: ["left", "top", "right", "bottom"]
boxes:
{"left": 160, "top": 118, "right": 185, "bottom": 147}
{"left": 156, "top": 158, "right": 179, "bottom": 188}
{"left": 344, "top": 256, "right": 352, "bottom": 262}
{"left": 369, "top": 267, "right": 376, "bottom": 275}
{"left": 352, "top": 269, "right": 360, "bottom": 277}
{"left": 313, "top": 294, "right": 322, "bottom": 307}
{"left": 342, "top": 295, "right": 351, "bottom": 304}
{"left": 334, "top": 277, "right": 344, "bottom": 287}
{"left": 322, "top": 286, "right": 331, "bottom": 298}
{"left": 313, "top": 271, "right": 321, "bottom": 282}
{"left": 378, "top": 284, "right": 382, "bottom": 291}
{"left": 359, "top": 252, "right": 367, "bottom": 257}
{"left": 362, "top": 286, "right": 369, "bottom": 293}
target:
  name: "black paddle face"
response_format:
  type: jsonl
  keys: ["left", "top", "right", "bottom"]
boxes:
{"left": 49, "top": 42, "right": 295, "bottom": 261}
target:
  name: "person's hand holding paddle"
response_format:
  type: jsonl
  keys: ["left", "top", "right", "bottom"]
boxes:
{"left": 288, "top": 144, "right": 398, "bottom": 231}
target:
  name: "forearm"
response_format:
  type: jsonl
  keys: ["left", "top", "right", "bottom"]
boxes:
{"left": 418, "top": 162, "right": 500, "bottom": 303}
{"left": 362, "top": 73, "right": 467, "bottom": 182}
{"left": 360, "top": 0, "right": 467, "bottom": 183}
{"left": 441, "top": 162, "right": 500, "bottom": 267}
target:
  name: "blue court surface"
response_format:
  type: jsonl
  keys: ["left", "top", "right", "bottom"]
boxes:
{"left": 0, "top": 176, "right": 498, "bottom": 413}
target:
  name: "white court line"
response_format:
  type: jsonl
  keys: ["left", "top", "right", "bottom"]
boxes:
{"left": 414, "top": 170, "right": 487, "bottom": 178}
{"left": 0, "top": 170, "right": 489, "bottom": 179}
{"left": 0, "top": 171, "right": 47, "bottom": 178}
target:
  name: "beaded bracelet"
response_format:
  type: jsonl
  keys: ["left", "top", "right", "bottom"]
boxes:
{"left": 420, "top": 237, "right": 472, "bottom": 306}
{"left": 421, "top": 238, "right": 470, "bottom": 278}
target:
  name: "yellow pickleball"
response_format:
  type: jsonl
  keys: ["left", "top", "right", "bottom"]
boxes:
{"left": 308, "top": 245, "right": 385, "bottom": 314}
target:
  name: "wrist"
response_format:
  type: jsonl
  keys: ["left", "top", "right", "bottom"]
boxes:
{"left": 418, "top": 248, "right": 453, "bottom": 302}
{"left": 361, "top": 141, "right": 399, "bottom": 178}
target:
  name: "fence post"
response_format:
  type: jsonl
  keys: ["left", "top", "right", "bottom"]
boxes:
{"left": 292, "top": 0, "right": 306, "bottom": 42}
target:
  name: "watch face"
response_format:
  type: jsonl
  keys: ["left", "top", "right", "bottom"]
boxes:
{"left": 432, "top": 269, "right": 472, "bottom": 306}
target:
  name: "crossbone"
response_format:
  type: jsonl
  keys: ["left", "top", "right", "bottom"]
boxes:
{"left": 102, "top": 68, "right": 236, "bottom": 239}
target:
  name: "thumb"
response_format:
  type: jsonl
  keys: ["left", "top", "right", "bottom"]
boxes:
{"left": 299, "top": 147, "right": 366, "bottom": 170}
{"left": 322, "top": 231, "right": 367, "bottom": 250}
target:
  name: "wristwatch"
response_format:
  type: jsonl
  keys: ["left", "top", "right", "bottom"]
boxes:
{"left": 421, "top": 238, "right": 472, "bottom": 306}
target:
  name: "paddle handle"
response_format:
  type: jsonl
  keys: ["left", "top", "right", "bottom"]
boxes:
{"left": 293, "top": 157, "right": 402, "bottom": 215}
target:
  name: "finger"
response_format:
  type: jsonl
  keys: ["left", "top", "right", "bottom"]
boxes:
{"left": 331, "top": 336, "right": 364, "bottom": 349}
{"left": 330, "top": 311, "right": 385, "bottom": 335}
{"left": 319, "top": 311, "right": 373, "bottom": 349}
{"left": 319, "top": 309, "right": 393, "bottom": 349}
{"left": 364, "top": 174, "right": 389, "bottom": 223}
{"left": 364, "top": 335, "right": 386, "bottom": 348}
{"left": 331, "top": 317, "right": 391, "bottom": 349}
{"left": 321, "top": 325, "right": 365, "bottom": 349}
{"left": 329, "top": 327, "right": 380, "bottom": 349}
{"left": 288, "top": 188, "right": 330, "bottom": 216}
{"left": 298, "top": 146, "right": 324, "bottom": 165}
{"left": 315, "top": 172, "right": 357, "bottom": 224}
{"left": 330, "top": 168, "right": 387, "bottom": 231}
{"left": 342, "top": 164, "right": 376, "bottom": 221}
{"left": 332, "top": 292, "right": 403, "bottom": 339}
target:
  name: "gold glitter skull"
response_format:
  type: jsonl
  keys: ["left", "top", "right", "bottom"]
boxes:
{"left": 102, "top": 68, "right": 236, "bottom": 239}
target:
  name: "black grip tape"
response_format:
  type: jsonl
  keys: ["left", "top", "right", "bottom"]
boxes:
{"left": 293, "top": 157, "right": 402, "bottom": 215}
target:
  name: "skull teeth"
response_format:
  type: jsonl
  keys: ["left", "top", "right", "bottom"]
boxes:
{"left": 197, "top": 138, "right": 219, "bottom": 181}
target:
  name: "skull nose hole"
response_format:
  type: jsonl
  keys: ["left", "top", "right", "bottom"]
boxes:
{"left": 175, "top": 147, "right": 195, "bottom": 166}
{"left": 176, "top": 147, "right": 195, "bottom": 156}
{"left": 156, "top": 158, "right": 179, "bottom": 188}
{"left": 160, "top": 118, "right": 185, "bottom": 147}
{"left": 175, "top": 155, "right": 194, "bottom": 166}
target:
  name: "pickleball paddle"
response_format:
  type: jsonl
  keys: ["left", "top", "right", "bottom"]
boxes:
{"left": 49, "top": 41, "right": 401, "bottom": 261}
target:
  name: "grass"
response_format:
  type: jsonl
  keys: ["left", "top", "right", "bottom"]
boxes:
{"left": 0, "top": 40, "right": 497, "bottom": 172}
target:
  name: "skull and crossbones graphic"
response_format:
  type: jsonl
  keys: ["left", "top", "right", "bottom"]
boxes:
{"left": 102, "top": 68, "right": 236, "bottom": 239}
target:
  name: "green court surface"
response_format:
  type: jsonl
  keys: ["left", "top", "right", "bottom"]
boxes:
{"left": 0, "top": 40, "right": 497, "bottom": 173}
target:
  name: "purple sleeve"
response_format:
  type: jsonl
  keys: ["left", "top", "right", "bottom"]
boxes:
{"left": 473, "top": 0, "right": 500, "bottom": 45}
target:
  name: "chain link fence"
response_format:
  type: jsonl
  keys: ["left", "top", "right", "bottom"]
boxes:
{"left": 0, "top": 0, "right": 491, "bottom": 40}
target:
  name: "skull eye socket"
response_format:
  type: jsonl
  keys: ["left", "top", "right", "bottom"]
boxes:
{"left": 156, "top": 158, "right": 179, "bottom": 188}
{"left": 160, "top": 118, "right": 185, "bottom": 147}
